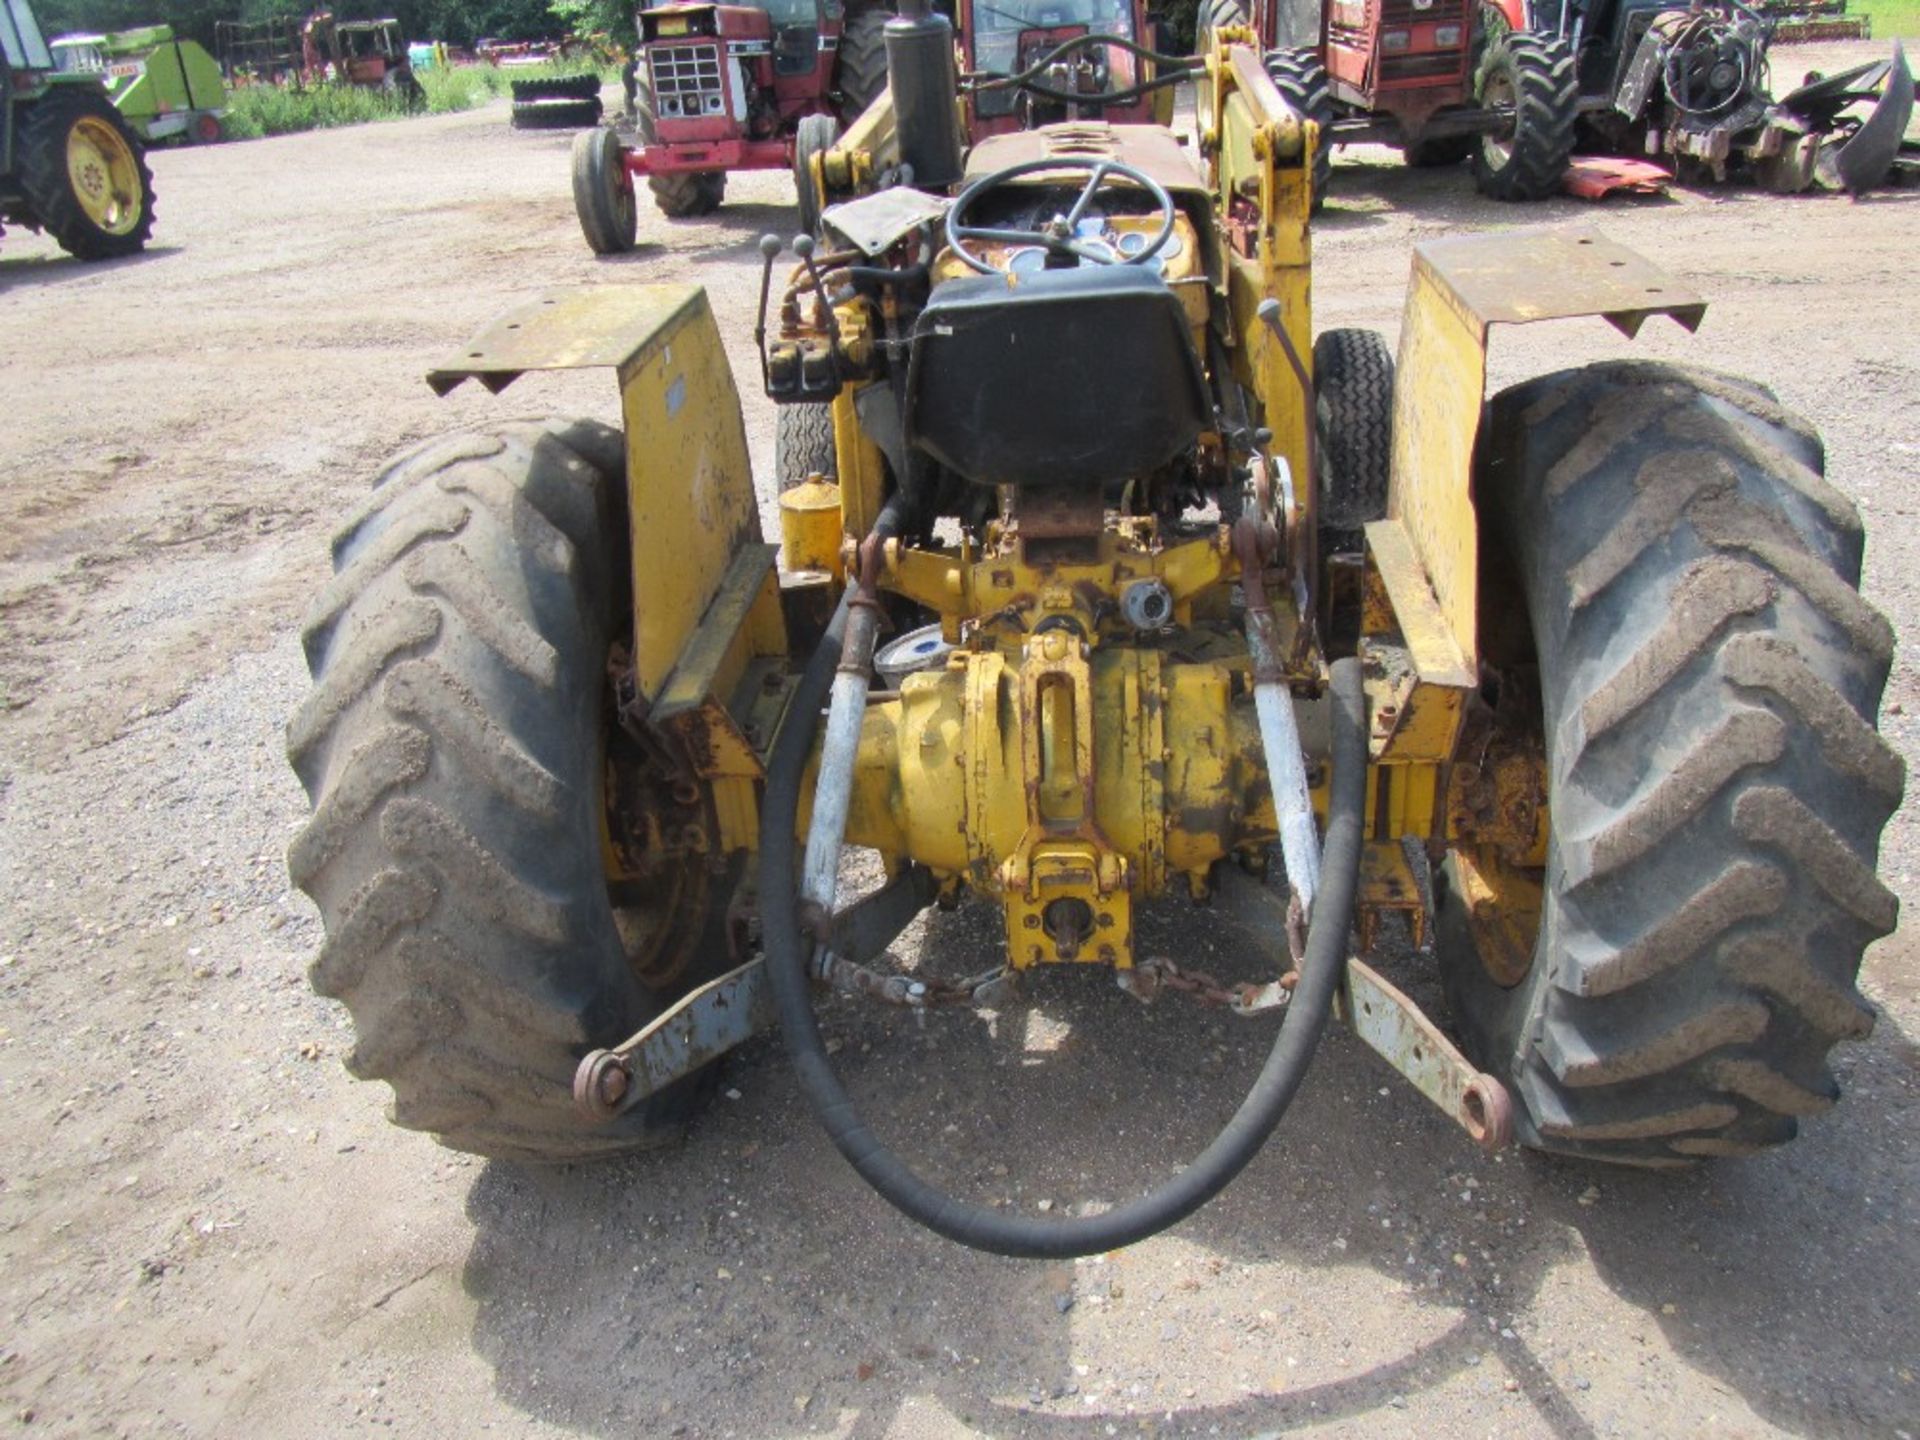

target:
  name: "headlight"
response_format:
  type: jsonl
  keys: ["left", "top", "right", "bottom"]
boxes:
{"left": 1433, "top": 23, "right": 1463, "bottom": 45}
{"left": 1381, "top": 28, "right": 1411, "bottom": 51}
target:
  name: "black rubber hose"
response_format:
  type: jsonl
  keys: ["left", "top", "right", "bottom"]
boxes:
{"left": 760, "top": 649, "right": 1369, "bottom": 1259}
{"left": 1002, "top": 70, "right": 1195, "bottom": 106}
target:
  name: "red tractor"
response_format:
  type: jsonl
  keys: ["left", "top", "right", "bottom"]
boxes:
{"left": 956, "top": 0, "right": 1171, "bottom": 138}
{"left": 1203, "top": 0, "right": 1576, "bottom": 203}
{"left": 571, "top": 0, "right": 889, "bottom": 252}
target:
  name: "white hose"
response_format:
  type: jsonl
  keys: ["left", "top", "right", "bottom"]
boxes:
{"left": 801, "top": 607, "right": 880, "bottom": 912}
{"left": 1252, "top": 677, "right": 1320, "bottom": 918}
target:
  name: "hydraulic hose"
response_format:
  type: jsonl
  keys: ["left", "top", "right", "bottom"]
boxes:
{"left": 760, "top": 629, "right": 1370, "bottom": 1258}
{"left": 968, "top": 32, "right": 1203, "bottom": 107}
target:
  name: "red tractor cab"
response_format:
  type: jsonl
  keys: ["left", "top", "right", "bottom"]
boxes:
{"left": 957, "top": 0, "right": 1168, "bottom": 137}
{"left": 1206, "top": 0, "right": 1575, "bottom": 203}
{"left": 573, "top": 0, "right": 887, "bottom": 245}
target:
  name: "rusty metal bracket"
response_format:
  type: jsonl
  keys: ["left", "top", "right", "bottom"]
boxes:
{"left": 426, "top": 285, "right": 708, "bottom": 397}
{"left": 574, "top": 865, "right": 946, "bottom": 1120}
{"left": 1339, "top": 956, "right": 1513, "bottom": 1152}
{"left": 574, "top": 960, "right": 773, "bottom": 1121}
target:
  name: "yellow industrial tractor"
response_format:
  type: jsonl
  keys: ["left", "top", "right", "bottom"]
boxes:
{"left": 289, "top": 1, "right": 1902, "bottom": 1255}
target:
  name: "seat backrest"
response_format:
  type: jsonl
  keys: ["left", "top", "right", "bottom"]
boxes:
{"left": 905, "top": 263, "right": 1209, "bottom": 491}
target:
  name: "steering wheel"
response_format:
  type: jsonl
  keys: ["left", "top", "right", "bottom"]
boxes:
{"left": 944, "top": 156, "right": 1177, "bottom": 276}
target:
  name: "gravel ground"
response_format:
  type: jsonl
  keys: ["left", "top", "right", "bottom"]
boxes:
{"left": 1, "top": 51, "right": 1916, "bottom": 1439}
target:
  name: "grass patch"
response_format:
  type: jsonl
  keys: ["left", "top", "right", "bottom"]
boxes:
{"left": 220, "top": 62, "right": 617, "bottom": 140}
{"left": 1855, "top": 0, "right": 1920, "bottom": 38}
{"left": 222, "top": 81, "right": 401, "bottom": 138}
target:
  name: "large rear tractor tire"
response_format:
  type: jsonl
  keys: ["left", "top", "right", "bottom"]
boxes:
{"left": 1262, "top": 47, "right": 1334, "bottom": 211}
{"left": 287, "top": 420, "right": 735, "bottom": 1161}
{"left": 572, "top": 125, "right": 638, "bottom": 255}
{"left": 1470, "top": 30, "right": 1576, "bottom": 200}
{"left": 776, "top": 403, "right": 838, "bottom": 490}
{"left": 1439, "top": 363, "right": 1903, "bottom": 1166}
{"left": 19, "top": 87, "right": 156, "bottom": 261}
{"left": 835, "top": 6, "right": 890, "bottom": 126}
{"left": 1312, "top": 327, "right": 1394, "bottom": 556}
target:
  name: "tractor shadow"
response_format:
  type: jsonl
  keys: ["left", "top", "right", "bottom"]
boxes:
{"left": 694, "top": 201, "right": 817, "bottom": 257}
{"left": 460, "top": 900, "right": 1920, "bottom": 1438}
{"left": 0, "top": 243, "right": 182, "bottom": 290}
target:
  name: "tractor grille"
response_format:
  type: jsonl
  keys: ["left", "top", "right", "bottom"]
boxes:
{"left": 1381, "top": 0, "right": 1468, "bottom": 23}
{"left": 649, "top": 42, "right": 726, "bottom": 119}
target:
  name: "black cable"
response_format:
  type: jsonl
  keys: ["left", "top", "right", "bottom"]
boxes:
{"left": 970, "top": 29, "right": 1198, "bottom": 87}
{"left": 1004, "top": 69, "right": 1196, "bottom": 105}
{"left": 760, "top": 647, "right": 1369, "bottom": 1258}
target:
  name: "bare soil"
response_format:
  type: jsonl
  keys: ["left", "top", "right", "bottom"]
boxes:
{"left": 2, "top": 50, "right": 1917, "bottom": 1439}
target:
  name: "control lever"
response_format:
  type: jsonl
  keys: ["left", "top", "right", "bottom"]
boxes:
{"left": 754, "top": 233, "right": 782, "bottom": 393}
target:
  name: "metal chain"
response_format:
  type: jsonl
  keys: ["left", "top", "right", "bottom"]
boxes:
{"left": 815, "top": 949, "right": 1015, "bottom": 1009}
{"left": 1134, "top": 956, "right": 1298, "bottom": 1016}
{"left": 814, "top": 950, "right": 1299, "bottom": 1017}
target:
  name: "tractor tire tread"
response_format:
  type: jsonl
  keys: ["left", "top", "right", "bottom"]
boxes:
{"left": 19, "top": 87, "right": 156, "bottom": 260}
{"left": 510, "top": 96, "right": 604, "bottom": 130}
{"left": 1262, "top": 47, "right": 1333, "bottom": 210}
{"left": 287, "top": 418, "right": 703, "bottom": 1161}
{"left": 573, "top": 125, "right": 639, "bottom": 254}
{"left": 512, "top": 73, "right": 602, "bottom": 102}
{"left": 794, "top": 112, "right": 839, "bottom": 234}
{"left": 835, "top": 7, "right": 891, "bottom": 126}
{"left": 776, "top": 403, "right": 838, "bottom": 490}
{"left": 1442, "top": 361, "right": 1902, "bottom": 1166}
{"left": 1313, "top": 327, "right": 1394, "bottom": 550}
{"left": 1471, "top": 31, "right": 1576, "bottom": 201}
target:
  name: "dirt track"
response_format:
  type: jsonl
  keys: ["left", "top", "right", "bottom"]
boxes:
{"left": 2, "top": 52, "right": 1917, "bottom": 1439}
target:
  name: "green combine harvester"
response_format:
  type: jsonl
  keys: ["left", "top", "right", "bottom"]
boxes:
{"left": 52, "top": 23, "right": 227, "bottom": 145}
{"left": 1, "top": 0, "right": 157, "bottom": 259}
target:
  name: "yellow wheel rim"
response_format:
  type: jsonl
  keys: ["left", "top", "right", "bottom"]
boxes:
{"left": 66, "top": 116, "right": 143, "bottom": 236}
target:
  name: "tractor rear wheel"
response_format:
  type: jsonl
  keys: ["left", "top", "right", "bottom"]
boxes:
{"left": 835, "top": 6, "right": 890, "bottom": 126}
{"left": 572, "top": 125, "right": 638, "bottom": 255}
{"left": 1438, "top": 362, "right": 1903, "bottom": 1165}
{"left": 793, "top": 113, "right": 838, "bottom": 235}
{"left": 19, "top": 87, "right": 155, "bottom": 261}
{"left": 1262, "top": 48, "right": 1333, "bottom": 211}
{"left": 286, "top": 420, "right": 733, "bottom": 1161}
{"left": 1312, "top": 327, "right": 1394, "bottom": 555}
{"left": 776, "top": 403, "right": 838, "bottom": 489}
{"left": 1470, "top": 30, "right": 1575, "bottom": 200}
